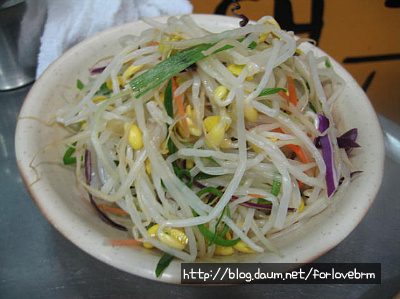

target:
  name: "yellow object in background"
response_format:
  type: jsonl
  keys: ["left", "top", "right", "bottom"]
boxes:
{"left": 191, "top": 0, "right": 400, "bottom": 125}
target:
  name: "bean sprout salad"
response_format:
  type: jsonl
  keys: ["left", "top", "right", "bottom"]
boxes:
{"left": 56, "top": 15, "right": 360, "bottom": 277}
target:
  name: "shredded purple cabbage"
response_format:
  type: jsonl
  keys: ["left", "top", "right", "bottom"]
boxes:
{"left": 239, "top": 201, "right": 296, "bottom": 214}
{"left": 316, "top": 128, "right": 360, "bottom": 149}
{"left": 90, "top": 66, "right": 106, "bottom": 74}
{"left": 84, "top": 150, "right": 127, "bottom": 231}
{"left": 317, "top": 114, "right": 338, "bottom": 197}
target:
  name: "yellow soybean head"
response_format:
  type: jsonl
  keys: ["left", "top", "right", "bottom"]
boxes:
{"left": 212, "top": 85, "right": 228, "bottom": 104}
{"left": 249, "top": 141, "right": 263, "bottom": 153}
{"left": 159, "top": 228, "right": 189, "bottom": 251}
{"left": 143, "top": 224, "right": 188, "bottom": 251}
{"left": 160, "top": 139, "right": 169, "bottom": 154}
{"left": 244, "top": 105, "right": 259, "bottom": 122}
{"left": 186, "top": 159, "right": 194, "bottom": 170}
{"left": 298, "top": 198, "right": 305, "bottom": 213}
{"left": 92, "top": 96, "right": 107, "bottom": 104}
{"left": 145, "top": 158, "right": 151, "bottom": 175}
{"left": 204, "top": 115, "right": 231, "bottom": 132}
{"left": 205, "top": 122, "right": 225, "bottom": 148}
{"left": 128, "top": 124, "right": 143, "bottom": 150}
{"left": 214, "top": 232, "right": 234, "bottom": 256}
{"left": 214, "top": 245, "right": 235, "bottom": 256}
{"left": 204, "top": 116, "right": 221, "bottom": 132}
{"left": 263, "top": 16, "right": 281, "bottom": 29}
{"left": 143, "top": 224, "right": 160, "bottom": 249}
{"left": 233, "top": 240, "right": 255, "bottom": 253}
{"left": 227, "top": 64, "right": 245, "bottom": 76}
{"left": 106, "top": 76, "right": 125, "bottom": 90}
{"left": 122, "top": 64, "right": 143, "bottom": 81}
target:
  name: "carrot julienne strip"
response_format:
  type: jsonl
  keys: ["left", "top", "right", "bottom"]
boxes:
{"left": 172, "top": 76, "right": 189, "bottom": 137}
{"left": 287, "top": 76, "right": 298, "bottom": 106}
{"left": 108, "top": 239, "right": 142, "bottom": 246}
{"left": 98, "top": 204, "right": 129, "bottom": 215}
{"left": 248, "top": 193, "right": 266, "bottom": 198}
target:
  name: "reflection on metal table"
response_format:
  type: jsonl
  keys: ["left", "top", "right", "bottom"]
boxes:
{"left": 0, "top": 84, "right": 399, "bottom": 299}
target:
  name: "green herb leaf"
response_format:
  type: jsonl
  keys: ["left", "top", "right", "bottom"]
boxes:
{"left": 155, "top": 253, "right": 174, "bottom": 277}
{"left": 258, "top": 87, "right": 286, "bottom": 97}
{"left": 76, "top": 79, "right": 84, "bottom": 90}
{"left": 63, "top": 142, "right": 77, "bottom": 165}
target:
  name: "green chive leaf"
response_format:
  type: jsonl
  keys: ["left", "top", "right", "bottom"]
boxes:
{"left": 308, "top": 102, "right": 317, "bottom": 113}
{"left": 63, "top": 142, "right": 77, "bottom": 165}
{"left": 155, "top": 253, "right": 174, "bottom": 277}
{"left": 258, "top": 87, "right": 286, "bottom": 97}
{"left": 193, "top": 172, "right": 219, "bottom": 180}
{"left": 196, "top": 187, "right": 223, "bottom": 198}
{"left": 164, "top": 79, "right": 173, "bottom": 118}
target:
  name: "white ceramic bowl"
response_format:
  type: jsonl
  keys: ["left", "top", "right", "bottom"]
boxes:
{"left": 15, "top": 14, "right": 385, "bottom": 283}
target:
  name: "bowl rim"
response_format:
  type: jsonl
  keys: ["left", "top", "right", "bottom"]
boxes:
{"left": 15, "top": 13, "right": 385, "bottom": 284}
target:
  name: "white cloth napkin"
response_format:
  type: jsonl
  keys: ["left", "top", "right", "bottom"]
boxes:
{"left": 35, "top": 0, "right": 193, "bottom": 78}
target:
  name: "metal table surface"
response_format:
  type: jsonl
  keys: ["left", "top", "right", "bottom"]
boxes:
{"left": 1, "top": 84, "right": 399, "bottom": 299}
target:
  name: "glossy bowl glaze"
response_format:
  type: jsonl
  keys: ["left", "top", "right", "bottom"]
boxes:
{"left": 15, "top": 14, "right": 385, "bottom": 283}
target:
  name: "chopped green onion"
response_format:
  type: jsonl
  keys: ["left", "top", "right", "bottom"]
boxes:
{"left": 271, "top": 179, "right": 281, "bottom": 196}
{"left": 204, "top": 156, "right": 219, "bottom": 165}
{"left": 217, "top": 207, "right": 231, "bottom": 238}
{"left": 196, "top": 187, "right": 223, "bottom": 198}
{"left": 248, "top": 41, "right": 258, "bottom": 50}
{"left": 308, "top": 101, "right": 317, "bottom": 113}
{"left": 209, "top": 206, "right": 227, "bottom": 246}
{"left": 177, "top": 169, "right": 194, "bottom": 188}
{"left": 211, "top": 44, "right": 234, "bottom": 54}
{"left": 257, "top": 198, "right": 272, "bottom": 205}
{"left": 164, "top": 79, "right": 173, "bottom": 118}
{"left": 76, "top": 79, "right": 84, "bottom": 90}
{"left": 325, "top": 58, "right": 331, "bottom": 68}
{"left": 236, "top": 37, "right": 257, "bottom": 50}
{"left": 130, "top": 43, "right": 215, "bottom": 98}
{"left": 155, "top": 253, "right": 174, "bottom": 277}
{"left": 98, "top": 82, "right": 112, "bottom": 95}
{"left": 63, "top": 142, "right": 77, "bottom": 165}
{"left": 197, "top": 224, "right": 240, "bottom": 247}
{"left": 193, "top": 172, "right": 219, "bottom": 180}
{"left": 258, "top": 87, "right": 286, "bottom": 97}
{"left": 305, "top": 81, "right": 310, "bottom": 92}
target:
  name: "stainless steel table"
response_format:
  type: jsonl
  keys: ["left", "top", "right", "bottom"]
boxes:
{"left": 1, "top": 84, "right": 399, "bottom": 299}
